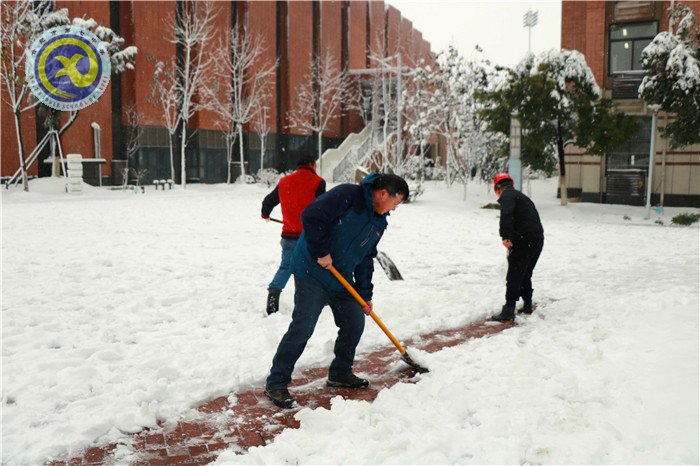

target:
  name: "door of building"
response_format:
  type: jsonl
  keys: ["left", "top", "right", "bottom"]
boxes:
{"left": 605, "top": 116, "right": 651, "bottom": 206}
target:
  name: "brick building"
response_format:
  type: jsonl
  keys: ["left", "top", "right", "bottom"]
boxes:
{"left": 561, "top": 0, "right": 700, "bottom": 207}
{"left": 1, "top": 1, "right": 434, "bottom": 186}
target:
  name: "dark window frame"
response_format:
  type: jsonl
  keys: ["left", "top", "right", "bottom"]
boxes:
{"left": 608, "top": 20, "right": 658, "bottom": 75}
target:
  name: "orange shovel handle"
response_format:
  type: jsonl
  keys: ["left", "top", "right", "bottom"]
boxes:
{"left": 328, "top": 265, "right": 406, "bottom": 355}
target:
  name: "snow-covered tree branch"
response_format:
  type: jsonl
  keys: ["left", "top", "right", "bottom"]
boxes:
{"left": 210, "top": 24, "right": 276, "bottom": 182}
{"left": 165, "top": 0, "right": 218, "bottom": 187}
{"left": 479, "top": 49, "right": 638, "bottom": 205}
{"left": 288, "top": 48, "right": 348, "bottom": 173}
{"left": 639, "top": 2, "right": 700, "bottom": 148}
{"left": 148, "top": 60, "right": 180, "bottom": 181}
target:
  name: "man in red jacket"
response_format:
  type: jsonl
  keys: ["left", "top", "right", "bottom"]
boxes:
{"left": 261, "top": 154, "right": 326, "bottom": 315}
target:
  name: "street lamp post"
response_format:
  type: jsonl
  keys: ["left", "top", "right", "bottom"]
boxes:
{"left": 509, "top": 113, "right": 522, "bottom": 191}
{"left": 523, "top": 10, "right": 538, "bottom": 54}
{"left": 349, "top": 54, "right": 405, "bottom": 163}
{"left": 644, "top": 105, "right": 660, "bottom": 219}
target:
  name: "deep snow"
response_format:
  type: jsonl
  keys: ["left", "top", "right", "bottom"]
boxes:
{"left": 1, "top": 177, "right": 698, "bottom": 464}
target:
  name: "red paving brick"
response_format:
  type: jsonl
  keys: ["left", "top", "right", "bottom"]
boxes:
{"left": 47, "top": 320, "right": 513, "bottom": 465}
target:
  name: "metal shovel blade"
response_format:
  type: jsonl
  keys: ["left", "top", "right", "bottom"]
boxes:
{"left": 401, "top": 351, "right": 430, "bottom": 373}
{"left": 376, "top": 250, "right": 403, "bottom": 281}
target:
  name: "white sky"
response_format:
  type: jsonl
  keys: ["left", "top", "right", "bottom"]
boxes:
{"left": 387, "top": 1, "right": 563, "bottom": 67}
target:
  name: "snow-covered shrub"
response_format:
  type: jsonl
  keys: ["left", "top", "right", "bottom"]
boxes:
{"left": 256, "top": 168, "right": 281, "bottom": 187}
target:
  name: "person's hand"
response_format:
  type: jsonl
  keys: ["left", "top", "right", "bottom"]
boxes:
{"left": 317, "top": 254, "right": 332, "bottom": 269}
{"left": 362, "top": 301, "right": 373, "bottom": 316}
{"left": 262, "top": 215, "right": 270, "bottom": 222}
{"left": 502, "top": 239, "right": 513, "bottom": 248}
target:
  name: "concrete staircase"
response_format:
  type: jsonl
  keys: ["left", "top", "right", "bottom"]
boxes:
{"left": 319, "top": 125, "right": 372, "bottom": 182}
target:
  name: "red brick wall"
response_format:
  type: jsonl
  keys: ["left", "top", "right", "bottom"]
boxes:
{"left": 121, "top": 1, "right": 176, "bottom": 127}
{"left": 284, "top": 1, "right": 313, "bottom": 135}
{"left": 320, "top": 1, "right": 342, "bottom": 138}
{"left": 247, "top": 2, "right": 278, "bottom": 134}
{"left": 348, "top": 1, "right": 368, "bottom": 69}
{"left": 385, "top": 6, "right": 401, "bottom": 56}
{"left": 561, "top": 1, "right": 606, "bottom": 87}
{"left": 347, "top": 1, "right": 368, "bottom": 134}
{"left": 192, "top": 1, "right": 231, "bottom": 131}
{"left": 368, "top": 0, "right": 385, "bottom": 62}
{"left": 400, "top": 17, "right": 414, "bottom": 67}
{"left": 412, "top": 30, "right": 423, "bottom": 64}
{"left": 55, "top": 1, "right": 113, "bottom": 167}
{"left": 1, "top": 0, "right": 38, "bottom": 178}
{"left": 1, "top": 82, "right": 38, "bottom": 177}
{"left": 421, "top": 39, "right": 434, "bottom": 67}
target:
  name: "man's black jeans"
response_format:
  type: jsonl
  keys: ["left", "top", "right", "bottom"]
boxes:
{"left": 505, "top": 236, "right": 544, "bottom": 307}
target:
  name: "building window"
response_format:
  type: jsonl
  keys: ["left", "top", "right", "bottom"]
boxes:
{"left": 608, "top": 21, "right": 657, "bottom": 74}
{"left": 606, "top": 116, "right": 652, "bottom": 170}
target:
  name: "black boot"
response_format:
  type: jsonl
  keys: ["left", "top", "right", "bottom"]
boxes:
{"left": 490, "top": 304, "right": 515, "bottom": 322}
{"left": 264, "top": 388, "right": 295, "bottom": 409}
{"left": 266, "top": 289, "right": 281, "bottom": 315}
{"left": 327, "top": 373, "right": 370, "bottom": 389}
{"left": 518, "top": 302, "right": 535, "bottom": 315}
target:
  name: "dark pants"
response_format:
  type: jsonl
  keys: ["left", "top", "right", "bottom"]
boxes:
{"left": 506, "top": 236, "right": 544, "bottom": 307}
{"left": 266, "top": 277, "right": 366, "bottom": 390}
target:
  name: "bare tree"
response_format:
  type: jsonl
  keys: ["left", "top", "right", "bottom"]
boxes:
{"left": 252, "top": 98, "right": 272, "bottom": 174}
{"left": 149, "top": 59, "right": 180, "bottom": 181}
{"left": 165, "top": 0, "right": 218, "bottom": 187}
{"left": 119, "top": 104, "right": 143, "bottom": 188}
{"left": 1, "top": 2, "right": 73, "bottom": 190}
{"left": 289, "top": 48, "right": 348, "bottom": 174}
{"left": 211, "top": 24, "right": 275, "bottom": 182}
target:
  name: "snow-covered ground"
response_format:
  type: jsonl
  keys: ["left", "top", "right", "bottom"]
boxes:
{"left": 2, "top": 177, "right": 698, "bottom": 465}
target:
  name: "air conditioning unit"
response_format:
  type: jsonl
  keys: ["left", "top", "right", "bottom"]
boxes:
{"left": 611, "top": 73, "right": 644, "bottom": 99}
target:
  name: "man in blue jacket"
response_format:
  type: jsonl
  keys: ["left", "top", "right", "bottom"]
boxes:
{"left": 265, "top": 172, "right": 409, "bottom": 409}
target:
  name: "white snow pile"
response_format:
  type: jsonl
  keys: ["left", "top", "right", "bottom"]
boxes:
{"left": 2, "top": 177, "right": 698, "bottom": 464}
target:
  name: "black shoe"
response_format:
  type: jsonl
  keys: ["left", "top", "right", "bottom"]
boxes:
{"left": 518, "top": 302, "right": 536, "bottom": 315}
{"left": 490, "top": 304, "right": 515, "bottom": 322}
{"left": 327, "top": 373, "right": 370, "bottom": 389}
{"left": 264, "top": 388, "right": 295, "bottom": 409}
{"left": 266, "top": 289, "right": 281, "bottom": 315}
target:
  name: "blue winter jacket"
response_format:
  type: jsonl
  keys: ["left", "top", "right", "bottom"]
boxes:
{"left": 291, "top": 172, "right": 388, "bottom": 301}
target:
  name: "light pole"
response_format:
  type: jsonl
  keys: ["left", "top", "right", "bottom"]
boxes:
{"left": 349, "top": 54, "right": 405, "bottom": 163}
{"left": 644, "top": 105, "right": 660, "bottom": 219}
{"left": 523, "top": 10, "right": 538, "bottom": 54}
{"left": 509, "top": 112, "right": 522, "bottom": 191}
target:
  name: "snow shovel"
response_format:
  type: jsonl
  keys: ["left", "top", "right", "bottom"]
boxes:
{"left": 328, "top": 265, "right": 429, "bottom": 373}
{"left": 268, "top": 217, "right": 404, "bottom": 281}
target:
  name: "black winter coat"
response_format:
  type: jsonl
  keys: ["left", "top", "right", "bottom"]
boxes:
{"left": 497, "top": 188, "right": 544, "bottom": 242}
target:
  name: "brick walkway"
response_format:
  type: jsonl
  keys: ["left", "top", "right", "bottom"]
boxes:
{"left": 48, "top": 320, "right": 513, "bottom": 466}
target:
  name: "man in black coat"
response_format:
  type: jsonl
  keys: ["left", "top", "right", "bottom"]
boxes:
{"left": 491, "top": 173, "right": 544, "bottom": 322}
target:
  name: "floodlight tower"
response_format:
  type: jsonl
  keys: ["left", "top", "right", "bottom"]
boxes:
{"left": 523, "top": 10, "right": 539, "bottom": 53}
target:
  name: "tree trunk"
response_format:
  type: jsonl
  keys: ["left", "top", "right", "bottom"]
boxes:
{"left": 556, "top": 121, "right": 568, "bottom": 206}
{"left": 12, "top": 110, "right": 29, "bottom": 191}
{"left": 226, "top": 138, "right": 233, "bottom": 185}
{"left": 50, "top": 135, "right": 60, "bottom": 177}
{"left": 237, "top": 123, "right": 246, "bottom": 180}
{"left": 169, "top": 134, "right": 175, "bottom": 181}
{"left": 180, "top": 119, "right": 187, "bottom": 188}
{"left": 259, "top": 137, "right": 266, "bottom": 173}
{"left": 317, "top": 132, "right": 323, "bottom": 175}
